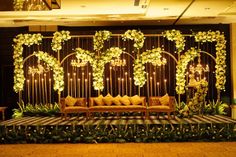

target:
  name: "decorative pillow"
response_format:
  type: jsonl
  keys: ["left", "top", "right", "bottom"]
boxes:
{"left": 159, "top": 94, "right": 169, "bottom": 106}
{"left": 130, "top": 95, "right": 143, "bottom": 105}
{"left": 102, "top": 93, "right": 113, "bottom": 106}
{"left": 65, "top": 95, "right": 77, "bottom": 106}
{"left": 112, "top": 95, "right": 122, "bottom": 105}
{"left": 74, "top": 98, "right": 85, "bottom": 106}
{"left": 120, "top": 95, "right": 131, "bottom": 106}
{"left": 94, "top": 95, "right": 105, "bottom": 106}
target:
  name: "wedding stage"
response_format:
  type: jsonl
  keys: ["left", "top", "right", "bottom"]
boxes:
{"left": 1, "top": 115, "right": 236, "bottom": 143}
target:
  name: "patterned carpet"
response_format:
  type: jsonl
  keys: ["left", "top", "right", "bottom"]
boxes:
{"left": 1, "top": 115, "right": 236, "bottom": 126}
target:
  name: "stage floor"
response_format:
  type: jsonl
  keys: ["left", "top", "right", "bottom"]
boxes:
{"left": 1, "top": 115, "right": 236, "bottom": 126}
{"left": 1, "top": 115, "right": 236, "bottom": 143}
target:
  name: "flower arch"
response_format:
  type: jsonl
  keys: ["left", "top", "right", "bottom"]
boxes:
{"left": 176, "top": 48, "right": 198, "bottom": 94}
{"left": 51, "top": 30, "right": 71, "bottom": 52}
{"left": 34, "top": 51, "right": 64, "bottom": 92}
{"left": 194, "top": 30, "right": 226, "bottom": 91}
{"left": 122, "top": 29, "right": 145, "bottom": 50}
{"left": 13, "top": 33, "right": 43, "bottom": 93}
{"left": 93, "top": 30, "right": 112, "bottom": 52}
{"left": 162, "top": 29, "right": 185, "bottom": 53}
{"left": 133, "top": 48, "right": 167, "bottom": 87}
{"left": 74, "top": 47, "right": 123, "bottom": 91}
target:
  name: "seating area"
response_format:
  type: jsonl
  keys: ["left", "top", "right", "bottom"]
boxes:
{"left": 60, "top": 94, "right": 176, "bottom": 119}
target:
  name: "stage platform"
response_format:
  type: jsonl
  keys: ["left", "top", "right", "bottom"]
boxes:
{"left": 1, "top": 115, "right": 236, "bottom": 143}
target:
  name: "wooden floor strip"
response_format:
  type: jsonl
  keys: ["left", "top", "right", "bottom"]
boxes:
{"left": 1, "top": 115, "right": 235, "bottom": 126}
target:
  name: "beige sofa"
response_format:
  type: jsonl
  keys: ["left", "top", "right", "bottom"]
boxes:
{"left": 147, "top": 95, "right": 176, "bottom": 120}
{"left": 60, "top": 97, "right": 89, "bottom": 119}
{"left": 89, "top": 95, "right": 147, "bottom": 118}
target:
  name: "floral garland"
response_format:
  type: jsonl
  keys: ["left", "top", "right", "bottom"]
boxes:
{"left": 93, "top": 30, "right": 112, "bottom": 52}
{"left": 163, "top": 29, "right": 185, "bottom": 53}
{"left": 133, "top": 48, "right": 167, "bottom": 87}
{"left": 176, "top": 48, "right": 198, "bottom": 94}
{"left": 194, "top": 30, "right": 226, "bottom": 91}
{"left": 13, "top": 33, "right": 43, "bottom": 93}
{"left": 122, "top": 30, "right": 145, "bottom": 49}
{"left": 75, "top": 47, "right": 122, "bottom": 90}
{"left": 75, "top": 48, "right": 94, "bottom": 63}
{"left": 51, "top": 30, "right": 71, "bottom": 52}
{"left": 93, "top": 47, "right": 122, "bottom": 90}
{"left": 188, "top": 79, "right": 208, "bottom": 113}
{"left": 13, "top": 0, "right": 24, "bottom": 11}
{"left": 141, "top": 48, "right": 167, "bottom": 65}
{"left": 133, "top": 59, "right": 146, "bottom": 87}
{"left": 34, "top": 51, "right": 64, "bottom": 92}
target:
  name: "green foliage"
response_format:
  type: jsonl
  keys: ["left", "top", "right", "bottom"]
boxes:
{"left": 176, "top": 101, "right": 191, "bottom": 117}
{"left": 204, "top": 100, "right": 229, "bottom": 115}
{"left": 1, "top": 123, "right": 235, "bottom": 144}
{"left": 12, "top": 101, "right": 60, "bottom": 118}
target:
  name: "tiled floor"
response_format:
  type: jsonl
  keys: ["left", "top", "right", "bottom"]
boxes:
{"left": 0, "top": 142, "right": 236, "bottom": 157}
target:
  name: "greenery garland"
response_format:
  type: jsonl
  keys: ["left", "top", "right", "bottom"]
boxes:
{"left": 188, "top": 79, "right": 208, "bottom": 113}
{"left": 93, "top": 30, "right": 112, "bottom": 52}
{"left": 163, "top": 29, "right": 185, "bottom": 53}
{"left": 176, "top": 48, "right": 198, "bottom": 94}
{"left": 34, "top": 51, "right": 64, "bottom": 92}
{"left": 133, "top": 48, "right": 167, "bottom": 87}
{"left": 51, "top": 30, "right": 71, "bottom": 52}
{"left": 122, "top": 29, "right": 145, "bottom": 49}
{"left": 13, "top": 33, "right": 43, "bottom": 93}
{"left": 194, "top": 30, "right": 226, "bottom": 91}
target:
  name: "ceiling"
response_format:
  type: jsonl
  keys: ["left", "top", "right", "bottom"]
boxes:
{"left": 1, "top": 0, "right": 236, "bottom": 27}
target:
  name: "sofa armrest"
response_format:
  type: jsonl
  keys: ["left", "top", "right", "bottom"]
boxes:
{"left": 89, "top": 97, "right": 95, "bottom": 107}
{"left": 169, "top": 96, "right": 176, "bottom": 110}
{"left": 140, "top": 97, "right": 146, "bottom": 107}
{"left": 60, "top": 98, "right": 66, "bottom": 112}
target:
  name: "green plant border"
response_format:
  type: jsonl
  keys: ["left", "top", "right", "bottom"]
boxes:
{"left": 1, "top": 123, "right": 235, "bottom": 144}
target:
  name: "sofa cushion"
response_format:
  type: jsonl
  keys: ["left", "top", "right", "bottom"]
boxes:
{"left": 159, "top": 94, "right": 169, "bottom": 106}
{"left": 130, "top": 95, "right": 142, "bottom": 105}
{"left": 65, "top": 95, "right": 77, "bottom": 106}
{"left": 112, "top": 95, "right": 122, "bottom": 105}
{"left": 74, "top": 98, "right": 85, "bottom": 106}
{"left": 94, "top": 95, "right": 105, "bottom": 106}
{"left": 120, "top": 95, "right": 131, "bottom": 106}
{"left": 102, "top": 93, "right": 113, "bottom": 106}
